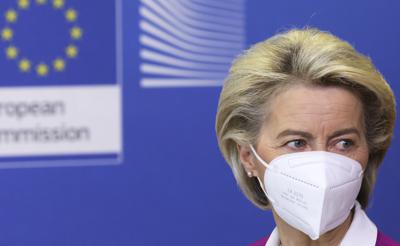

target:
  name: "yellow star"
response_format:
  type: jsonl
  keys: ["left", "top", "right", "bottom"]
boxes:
{"left": 19, "top": 58, "right": 31, "bottom": 72}
{"left": 1, "top": 28, "right": 13, "bottom": 41}
{"left": 53, "top": 0, "right": 64, "bottom": 9}
{"left": 36, "top": 0, "right": 47, "bottom": 5}
{"left": 65, "top": 8, "right": 77, "bottom": 22}
{"left": 5, "top": 46, "right": 18, "bottom": 59}
{"left": 70, "top": 26, "right": 83, "bottom": 40}
{"left": 53, "top": 58, "right": 65, "bottom": 71}
{"left": 5, "top": 9, "right": 18, "bottom": 23}
{"left": 18, "top": 0, "right": 30, "bottom": 9}
{"left": 66, "top": 45, "right": 78, "bottom": 58}
{"left": 36, "top": 63, "right": 49, "bottom": 76}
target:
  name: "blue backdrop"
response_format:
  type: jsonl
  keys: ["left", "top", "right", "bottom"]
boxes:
{"left": 0, "top": 0, "right": 398, "bottom": 245}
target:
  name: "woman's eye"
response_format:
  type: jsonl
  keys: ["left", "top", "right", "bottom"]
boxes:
{"left": 335, "top": 139, "right": 354, "bottom": 150}
{"left": 286, "top": 139, "right": 307, "bottom": 149}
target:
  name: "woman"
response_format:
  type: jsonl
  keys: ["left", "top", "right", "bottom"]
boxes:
{"left": 215, "top": 28, "right": 399, "bottom": 245}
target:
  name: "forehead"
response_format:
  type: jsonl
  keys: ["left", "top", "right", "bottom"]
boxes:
{"left": 266, "top": 85, "right": 364, "bottom": 132}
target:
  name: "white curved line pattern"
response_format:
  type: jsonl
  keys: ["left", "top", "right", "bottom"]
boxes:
{"left": 190, "top": 0, "right": 243, "bottom": 12}
{"left": 139, "top": 10, "right": 241, "bottom": 49}
{"left": 143, "top": 0, "right": 243, "bottom": 34}
{"left": 140, "top": 50, "right": 230, "bottom": 71}
{"left": 139, "top": 21, "right": 241, "bottom": 55}
{"left": 140, "top": 35, "right": 234, "bottom": 63}
{"left": 139, "top": 0, "right": 245, "bottom": 88}
{"left": 141, "top": 0, "right": 243, "bottom": 39}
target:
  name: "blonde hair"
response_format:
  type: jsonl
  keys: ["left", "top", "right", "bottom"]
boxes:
{"left": 215, "top": 28, "right": 396, "bottom": 209}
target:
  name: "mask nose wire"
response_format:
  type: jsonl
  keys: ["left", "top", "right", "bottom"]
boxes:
{"left": 249, "top": 145, "right": 272, "bottom": 201}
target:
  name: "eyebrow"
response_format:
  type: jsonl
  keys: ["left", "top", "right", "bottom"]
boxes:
{"left": 276, "top": 130, "right": 313, "bottom": 140}
{"left": 328, "top": 128, "right": 361, "bottom": 140}
{"left": 276, "top": 128, "right": 361, "bottom": 140}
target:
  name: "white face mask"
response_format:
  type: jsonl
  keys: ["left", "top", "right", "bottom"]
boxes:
{"left": 249, "top": 145, "right": 364, "bottom": 240}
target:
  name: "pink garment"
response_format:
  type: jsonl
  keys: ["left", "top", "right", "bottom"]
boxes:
{"left": 248, "top": 231, "right": 399, "bottom": 246}
{"left": 248, "top": 236, "right": 267, "bottom": 246}
{"left": 376, "top": 232, "right": 400, "bottom": 246}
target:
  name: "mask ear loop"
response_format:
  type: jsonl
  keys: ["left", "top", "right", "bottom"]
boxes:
{"left": 249, "top": 145, "right": 270, "bottom": 168}
{"left": 249, "top": 145, "right": 274, "bottom": 202}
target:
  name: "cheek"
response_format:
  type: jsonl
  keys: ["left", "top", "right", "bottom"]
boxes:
{"left": 355, "top": 142, "right": 369, "bottom": 170}
{"left": 359, "top": 153, "right": 369, "bottom": 170}
{"left": 258, "top": 164, "right": 267, "bottom": 179}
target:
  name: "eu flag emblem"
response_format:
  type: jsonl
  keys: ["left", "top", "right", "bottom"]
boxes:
{"left": 0, "top": 0, "right": 118, "bottom": 86}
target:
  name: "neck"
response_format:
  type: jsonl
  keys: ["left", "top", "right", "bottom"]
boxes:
{"left": 273, "top": 209, "right": 354, "bottom": 246}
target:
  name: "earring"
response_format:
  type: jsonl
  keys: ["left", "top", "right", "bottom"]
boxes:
{"left": 247, "top": 171, "right": 253, "bottom": 177}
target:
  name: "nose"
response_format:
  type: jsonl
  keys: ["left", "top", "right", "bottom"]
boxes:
{"left": 312, "top": 142, "right": 328, "bottom": 152}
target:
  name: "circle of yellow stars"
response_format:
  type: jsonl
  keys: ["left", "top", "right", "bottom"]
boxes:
{"left": 1, "top": 0, "right": 83, "bottom": 77}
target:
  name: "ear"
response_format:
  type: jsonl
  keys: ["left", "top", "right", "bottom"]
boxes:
{"left": 237, "top": 143, "right": 262, "bottom": 177}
